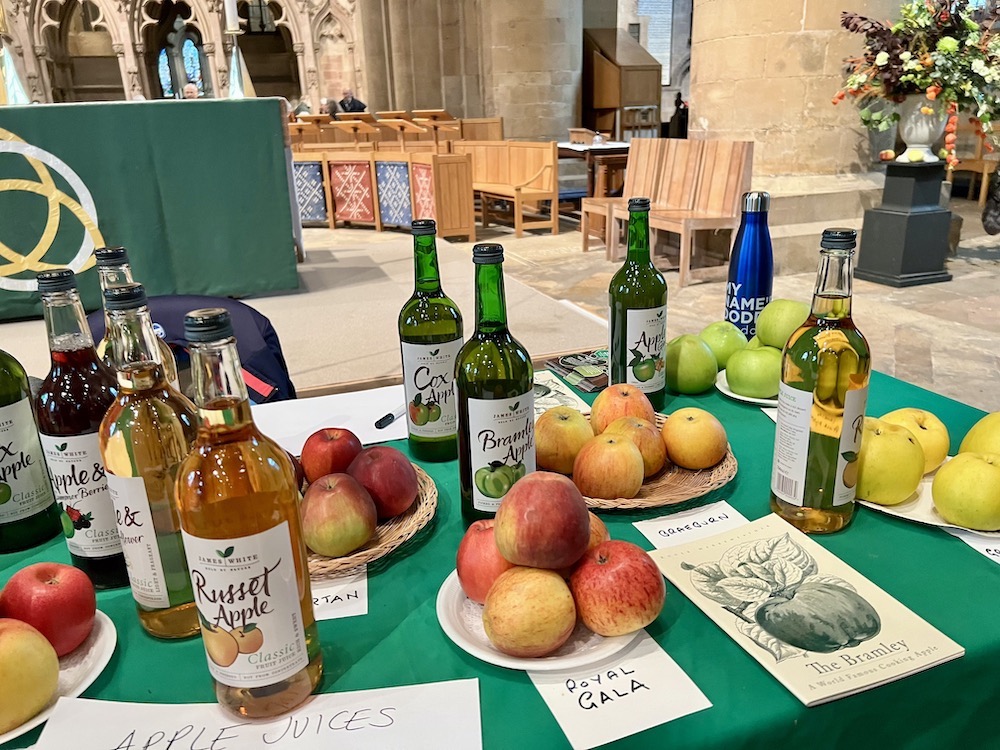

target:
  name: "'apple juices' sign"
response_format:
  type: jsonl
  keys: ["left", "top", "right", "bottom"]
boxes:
{"left": 401, "top": 341, "right": 462, "bottom": 437}
{"left": 468, "top": 394, "right": 535, "bottom": 512}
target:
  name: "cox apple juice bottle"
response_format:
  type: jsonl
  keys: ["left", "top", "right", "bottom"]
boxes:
{"left": 0, "top": 347, "right": 60, "bottom": 552}
{"left": 770, "top": 229, "right": 871, "bottom": 534}
{"left": 608, "top": 198, "right": 668, "bottom": 411}
{"left": 398, "top": 220, "right": 464, "bottom": 462}
{"left": 724, "top": 191, "right": 774, "bottom": 338}
{"left": 456, "top": 244, "right": 535, "bottom": 523}
{"left": 175, "top": 308, "right": 322, "bottom": 717}
{"left": 98, "top": 284, "right": 199, "bottom": 639}
{"left": 34, "top": 269, "right": 128, "bottom": 589}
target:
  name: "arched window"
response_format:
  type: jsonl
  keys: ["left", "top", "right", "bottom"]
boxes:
{"left": 146, "top": 2, "right": 210, "bottom": 98}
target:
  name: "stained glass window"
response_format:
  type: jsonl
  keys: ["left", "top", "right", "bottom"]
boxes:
{"left": 182, "top": 38, "right": 203, "bottom": 94}
{"left": 158, "top": 48, "right": 173, "bottom": 97}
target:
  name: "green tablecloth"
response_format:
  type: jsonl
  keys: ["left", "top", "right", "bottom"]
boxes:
{"left": 1, "top": 371, "right": 996, "bottom": 749}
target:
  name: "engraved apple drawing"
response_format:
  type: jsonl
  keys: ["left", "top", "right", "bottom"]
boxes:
{"left": 231, "top": 623, "right": 264, "bottom": 654}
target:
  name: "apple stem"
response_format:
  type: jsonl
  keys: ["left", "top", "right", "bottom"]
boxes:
{"left": 724, "top": 604, "right": 754, "bottom": 624}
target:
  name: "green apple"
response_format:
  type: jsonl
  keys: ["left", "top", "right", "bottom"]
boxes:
{"left": 931, "top": 453, "right": 1000, "bottom": 531}
{"left": 746, "top": 335, "right": 765, "bottom": 350}
{"left": 725, "top": 345, "right": 782, "bottom": 399}
{"left": 756, "top": 299, "right": 810, "bottom": 350}
{"left": 880, "top": 408, "right": 950, "bottom": 474}
{"left": 856, "top": 418, "right": 925, "bottom": 506}
{"left": 698, "top": 321, "right": 748, "bottom": 370}
{"left": 958, "top": 411, "right": 1000, "bottom": 456}
{"left": 664, "top": 334, "right": 718, "bottom": 395}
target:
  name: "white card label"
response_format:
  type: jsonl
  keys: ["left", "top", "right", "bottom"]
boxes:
{"left": 633, "top": 501, "right": 749, "bottom": 548}
{"left": 311, "top": 567, "right": 368, "bottom": 620}
{"left": 944, "top": 528, "right": 1000, "bottom": 566}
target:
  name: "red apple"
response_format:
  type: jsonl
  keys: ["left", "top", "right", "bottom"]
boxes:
{"left": 557, "top": 511, "right": 611, "bottom": 578}
{"left": 347, "top": 446, "right": 419, "bottom": 519}
{"left": 603, "top": 416, "right": 669, "bottom": 477}
{"left": 494, "top": 472, "right": 590, "bottom": 569}
{"left": 573, "top": 434, "right": 645, "bottom": 500}
{"left": 589, "top": 384, "right": 656, "bottom": 434}
{"left": 300, "top": 428, "right": 363, "bottom": 484}
{"left": 0, "top": 562, "right": 96, "bottom": 656}
{"left": 455, "top": 519, "right": 516, "bottom": 604}
{"left": 300, "top": 474, "right": 378, "bottom": 557}
{"left": 570, "top": 540, "right": 666, "bottom": 637}
{"left": 0, "top": 618, "right": 60, "bottom": 733}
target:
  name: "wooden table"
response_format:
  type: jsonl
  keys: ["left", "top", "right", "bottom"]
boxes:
{"left": 557, "top": 140, "right": 630, "bottom": 197}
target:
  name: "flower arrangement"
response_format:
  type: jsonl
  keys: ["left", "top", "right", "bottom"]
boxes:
{"left": 833, "top": 0, "right": 1000, "bottom": 167}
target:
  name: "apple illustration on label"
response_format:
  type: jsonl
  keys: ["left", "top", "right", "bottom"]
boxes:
{"left": 408, "top": 394, "right": 430, "bottom": 426}
{"left": 755, "top": 581, "right": 881, "bottom": 653}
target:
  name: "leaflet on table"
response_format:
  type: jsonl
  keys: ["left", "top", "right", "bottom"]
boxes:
{"left": 633, "top": 501, "right": 749, "bottom": 549}
{"left": 529, "top": 632, "right": 710, "bottom": 750}
{"left": 533, "top": 370, "right": 592, "bottom": 418}
{"left": 944, "top": 527, "right": 1000, "bottom": 566}
{"left": 311, "top": 567, "right": 368, "bottom": 620}
{"left": 542, "top": 350, "right": 609, "bottom": 393}
{"left": 35, "top": 679, "right": 482, "bottom": 750}
{"left": 651, "top": 515, "right": 964, "bottom": 706}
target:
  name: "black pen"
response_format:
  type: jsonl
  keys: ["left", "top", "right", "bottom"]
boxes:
{"left": 375, "top": 405, "right": 406, "bottom": 429}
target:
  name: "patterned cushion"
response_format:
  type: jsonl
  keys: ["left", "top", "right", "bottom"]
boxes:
{"left": 375, "top": 161, "right": 413, "bottom": 228}
{"left": 412, "top": 163, "right": 436, "bottom": 220}
{"left": 330, "top": 161, "right": 376, "bottom": 223}
{"left": 292, "top": 161, "right": 328, "bottom": 226}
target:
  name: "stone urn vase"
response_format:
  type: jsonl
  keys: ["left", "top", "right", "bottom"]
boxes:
{"left": 896, "top": 94, "right": 947, "bottom": 163}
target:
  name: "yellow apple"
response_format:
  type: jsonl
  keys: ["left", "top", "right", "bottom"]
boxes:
{"left": 880, "top": 407, "right": 950, "bottom": 474}
{"left": 931, "top": 453, "right": 1000, "bottom": 531}
{"left": 855, "top": 418, "right": 925, "bottom": 505}
{"left": 572, "top": 435, "right": 645, "bottom": 499}
{"left": 482, "top": 567, "right": 577, "bottom": 658}
{"left": 959, "top": 412, "right": 1000, "bottom": 456}
{"left": 660, "top": 407, "right": 728, "bottom": 470}
{"left": 535, "top": 406, "right": 594, "bottom": 475}
{"left": 0, "top": 618, "right": 59, "bottom": 733}
{"left": 603, "top": 416, "right": 669, "bottom": 477}
{"left": 589, "top": 384, "right": 656, "bottom": 434}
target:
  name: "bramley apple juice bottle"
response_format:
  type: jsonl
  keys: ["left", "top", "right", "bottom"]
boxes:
{"left": 398, "top": 219, "right": 464, "bottom": 462}
{"left": 99, "top": 284, "right": 198, "bottom": 639}
{"left": 34, "top": 269, "right": 128, "bottom": 589}
{"left": 609, "top": 197, "right": 668, "bottom": 411}
{"left": 770, "top": 229, "right": 871, "bottom": 534}
{"left": 175, "top": 308, "right": 322, "bottom": 718}
{"left": 456, "top": 244, "right": 535, "bottom": 523}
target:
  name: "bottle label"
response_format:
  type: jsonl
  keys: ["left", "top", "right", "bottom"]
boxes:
{"left": 107, "top": 473, "right": 170, "bottom": 609}
{"left": 401, "top": 339, "right": 463, "bottom": 438}
{"left": 183, "top": 522, "right": 309, "bottom": 688}
{"left": 0, "top": 399, "right": 56, "bottom": 525}
{"left": 624, "top": 306, "right": 666, "bottom": 392}
{"left": 466, "top": 393, "right": 536, "bottom": 512}
{"left": 40, "top": 431, "right": 122, "bottom": 558}
{"left": 725, "top": 282, "right": 771, "bottom": 338}
{"left": 832, "top": 387, "right": 867, "bottom": 507}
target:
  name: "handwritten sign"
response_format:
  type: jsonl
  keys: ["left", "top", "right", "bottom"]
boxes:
{"left": 529, "top": 632, "right": 710, "bottom": 750}
{"left": 35, "top": 679, "right": 482, "bottom": 750}
{"left": 633, "top": 501, "right": 749, "bottom": 549}
{"left": 311, "top": 568, "right": 368, "bottom": 621}
{"left": 945, "top": 527, "right": 1000, "bottom": 566}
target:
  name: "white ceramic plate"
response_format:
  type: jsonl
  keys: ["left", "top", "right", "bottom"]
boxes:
{"left": 436, "top": 570, "right": 639, "bottom": 672}
{"left": 715, "top": 371, "right": 779, "bottom": 408}
{"left": 0, "top": 610, "right": 117, "bottom": 745}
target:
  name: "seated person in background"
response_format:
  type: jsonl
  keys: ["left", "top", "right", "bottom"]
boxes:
{"left": 338, "top": 88, "right": 366, "bottom": 112}
{"left": 182, "top": 82, "right": 199, "bottom": 100}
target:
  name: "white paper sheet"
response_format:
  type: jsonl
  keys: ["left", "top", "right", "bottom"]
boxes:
{"left": 944, "top": 527, "right": 1000, "bottom": 565}
{"left": 311, "top": 567, "right": 368, "bottom": 620}
{"left": 633, "top": 501, "right": 749, "bottom": 549}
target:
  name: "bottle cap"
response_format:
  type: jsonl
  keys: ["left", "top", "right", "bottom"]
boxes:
{"left": 184, "top": 308, "right": 234, "bottom": 342}
{"left": 820, "top": 228, "right": 857, "bottom": 250}
{"left": 411, "top": 219, "right": 436, "bottom": 237}
{"left": 94, "top": 246, "right": 129, "bottom": 266}
{"left": 36, "top": 269, "right": 77, "bottom": 293}
{"left": 742, "top": 191, "right": 770, "bottom": 212}
{"left": 104, "top": 283, "right": 147, "bottom": 311}
{"left": 472, "top": 243, "right": 504, "bottom": 264}
{"left": 628, "top": 197, "right": 651, "bottom": 212}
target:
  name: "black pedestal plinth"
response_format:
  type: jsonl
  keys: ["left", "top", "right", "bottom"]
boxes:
{"left": 856, "top": 163, "right": 952, "bottom": 287}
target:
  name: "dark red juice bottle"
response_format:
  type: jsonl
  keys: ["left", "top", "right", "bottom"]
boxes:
{"left": 34, "top": 269, "right": 128, "bottom": 589}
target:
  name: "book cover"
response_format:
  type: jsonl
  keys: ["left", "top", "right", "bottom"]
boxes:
{"left": 543, "top": 350, "right": 609, "bottom": 393}
{"left": 651, "top": 515, "right": 964, "bottom": 706}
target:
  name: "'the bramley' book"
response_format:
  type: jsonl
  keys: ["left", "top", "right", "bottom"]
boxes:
{"left": 651, "top": 515, "right": 963, "bottom": 706}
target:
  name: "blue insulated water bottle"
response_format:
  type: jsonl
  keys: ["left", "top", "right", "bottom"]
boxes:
{"left": 724, "top": 191, "right": 774, "bottom": 338}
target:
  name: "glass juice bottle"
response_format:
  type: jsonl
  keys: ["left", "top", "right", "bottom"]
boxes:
{"left": 94, "top": 246, "right": 179, "bottom": 389}
{"left": 99, "top": 284, "right": 199, "bottom": 639}
{"left": 608, "top": 197, "right": 668, "bottom": 411}
{"left": 456, "top": 244, "right": 535, "bottom": 523}
{"left": 0, "top": 347, "right": 60, "bottom": 552}
{"left": 175, "top": 308, "right": 322, "bottom": 718}
{"left": 398, "top": 219, "right": 464, "bottom": 462}
{"left": 770, "top": 229, "right": 871, "bottom": 534}
{"left": 34, "top": 269, "right": 128, "bottom": 589}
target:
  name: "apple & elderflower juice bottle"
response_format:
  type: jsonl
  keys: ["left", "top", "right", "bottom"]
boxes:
{"left": 175, "top": 308, "right": 322, "bottom": 718}
{"left": 770, "top": 229, "right": 871, "bottom": 534}
{"left": 456, "top": 244, "right": 535, "bottom": 523}
{"left": 608, "top": 197, "right": 667, "bottom": 411}
{"left": 398, "top": 219, "right": 463, "bottom": 462}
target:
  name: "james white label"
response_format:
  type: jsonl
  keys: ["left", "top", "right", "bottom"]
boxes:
{"left": 401, "top": 339, "right": 463, "bottom": 439}
{"left": 0, "top": 398, "right": 55, "bottom": 524}
{"left": 832, "top": 387, "right": 868, "bottom": 506}
{"left": 771, "top": 382, "right": 813, "bottom": 506}
{"left": 624, "top": 306, "right": 666, "bottom": 392}
{"left": 466, "top": 393, "right": 535, "bottom": 512}
{"left": 107, "top": 474, "right": 170, "bottom": 608}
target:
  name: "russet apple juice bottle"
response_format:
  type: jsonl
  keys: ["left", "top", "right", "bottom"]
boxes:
{"left": 98, "top": 284, "right": 199, "bottom": 639}
{"left": 175, "top": 308, "right": 322, "bottom": 718}
{"left": 34, "top": 269, "right": 128, "bottom": 589}
{"left": 770, "top": 229, "right": 871, "bottom": 534}
{"left": 608, "top": 197, "right": 668, "bottom": 411}
{"left": 398, "top": 219, "right": 464, "bottom": 462}
{"left": 456, "top": 244, "right": 535, "bottom": 523}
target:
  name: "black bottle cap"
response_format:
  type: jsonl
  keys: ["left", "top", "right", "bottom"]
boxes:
{"left": 104, "top": 283, "right": 147, "bottom": 311}
{"left": 628, "top": 197, "right": 651, "bottom": 212}
{"left": 473, "top": 243, "right": 504, "bottom": 264}
{"left": 94, "top": 246, "right": 129, "bottom": 266}
{"left": 412, "top": 219, "right": 436, "bottom": 236}
{"left": 820, "top": 228, "right": 857, "bottom": 250}
{"left": 36, "top": 269, "right": 77, "bottom": 293}
{"left": 184, "top": 308, "right": 234, "bottom": 342}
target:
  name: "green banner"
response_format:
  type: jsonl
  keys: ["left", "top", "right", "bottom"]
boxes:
{"left": 0, "top": 98, "right": 298, "bottom": 320}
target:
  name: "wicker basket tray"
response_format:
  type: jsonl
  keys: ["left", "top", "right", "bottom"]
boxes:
{"left": 307, "top": 464, "right": 438, "bottom": 578}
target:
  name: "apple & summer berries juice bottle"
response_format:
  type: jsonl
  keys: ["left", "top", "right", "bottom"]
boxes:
{"left": 608, "top": 197, "right": 668, "bottom": 411}
{"left": 398, "top": 219, "right": 464, "bottom": 462}
{"left": 456, "top": 244, "right": 535, "bottom": 523}
{"left": 34, "top": 269, "right": 128, "bottom": 589}
{"left": 98, "top": 283, "right": 199, "bottom": 639}
{"left": 770, "top": 229, "right": 871, "bottom": 534}
{"left": 175, "top": 308, "right": 322, "bottom": 718}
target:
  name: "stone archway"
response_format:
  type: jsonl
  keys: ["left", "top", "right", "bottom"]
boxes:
{"left": 234, "top": 0, "right": 301, "bottom": 100}
{"left": 132, "top": 0, "right": 223, "bottom": 98}
{"left": 312, "top": 5, "right": 356, "bottom": 112}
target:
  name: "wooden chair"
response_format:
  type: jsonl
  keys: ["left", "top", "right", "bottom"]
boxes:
{"left": 946, "top": 118, "right": 999, "bottom": 207}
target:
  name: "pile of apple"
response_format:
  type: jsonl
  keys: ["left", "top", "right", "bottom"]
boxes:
{"left": 0, "top": 562, "right": 97, "bottom": 732}
{"left": 456, "top": 472, "right": 665, "bottom": 657}
{"left": 297, "top": 428, "right": 419, "bottom": 558}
